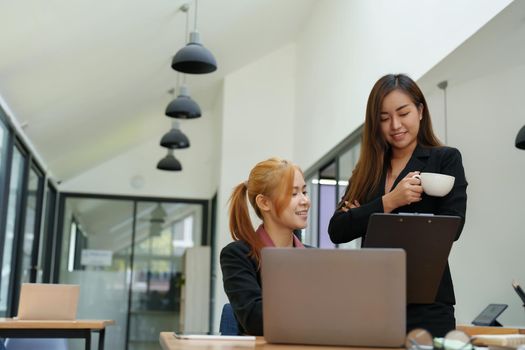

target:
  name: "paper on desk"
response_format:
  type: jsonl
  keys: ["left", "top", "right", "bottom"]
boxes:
{"left": 173, "top": 333, "right": 256, "bottom": 341}
{"left": 473, "top": 334, "right": 525, "bottom": 348}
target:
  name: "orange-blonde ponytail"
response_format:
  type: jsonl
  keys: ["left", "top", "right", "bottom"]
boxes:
{"left": 228, "top": 182, "right": 264, "bottom": 263}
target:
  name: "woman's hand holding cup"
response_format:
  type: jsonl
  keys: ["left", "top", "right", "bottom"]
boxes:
{"left": 412, "top": 172, "right": 455, "bottom": 197}
{"left": 382, "top": 171, "right": 423, "bottom": 212}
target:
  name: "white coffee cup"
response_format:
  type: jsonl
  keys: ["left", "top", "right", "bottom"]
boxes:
{"left": 412, "top": 172, "right": 455, "bottom": 197}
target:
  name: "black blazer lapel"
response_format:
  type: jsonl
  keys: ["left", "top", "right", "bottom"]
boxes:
{"left": 389, "top": 145, "right": 431, "bottom": 191}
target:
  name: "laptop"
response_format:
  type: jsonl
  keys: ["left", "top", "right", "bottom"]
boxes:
{"left": 17, "top": 283, "right": 80, "bottom": 320}
{"left": 261, "top": 248, "right": 406, "bottom": 347}
{"left": 363, "top": 213, "right": 461, "bottom": 304}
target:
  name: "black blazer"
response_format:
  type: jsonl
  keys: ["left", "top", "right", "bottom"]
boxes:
{"left": 220, "top": 236, "right": 310, "bottom": 336}
{"left": 328, "top": 145, "right": 468, "bottom": 304}
{"left": 220, "top": 240, "right": 263, "bottom": 335}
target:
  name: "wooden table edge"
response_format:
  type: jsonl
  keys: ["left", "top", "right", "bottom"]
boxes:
{"left": 0, "top": 318, "right": 115, "bottom": 329}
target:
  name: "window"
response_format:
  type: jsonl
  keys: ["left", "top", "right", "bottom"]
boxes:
{"left": 303, "top": 126, "right": 363, "bottom": 249}
{"left": 0, "top": 146, "right": 24, "bottom": 315}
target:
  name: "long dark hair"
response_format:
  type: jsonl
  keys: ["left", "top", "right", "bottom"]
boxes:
{"left": 340, "top": 74, "right": 442, "bottom": 207}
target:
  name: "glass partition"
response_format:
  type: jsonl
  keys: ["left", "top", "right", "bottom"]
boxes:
{"left": 59, "top": 197, "right": 134, "bottom": 350}
{"left": 128, "top": 202, "right": 203, "bottom": 349}
{"left": 58, "top": 196, "right": 208, "bottom": 350}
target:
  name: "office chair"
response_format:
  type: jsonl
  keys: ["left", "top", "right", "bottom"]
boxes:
{"left": 4, "top": 338, "right": 68, "bottom": 350}
{"left": 219, "top": 303, "right": 239, "bottom": 335}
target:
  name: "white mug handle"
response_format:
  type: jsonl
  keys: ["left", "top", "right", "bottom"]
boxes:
{"left": 412, "top": 174, "right": 421, "bottom": 180}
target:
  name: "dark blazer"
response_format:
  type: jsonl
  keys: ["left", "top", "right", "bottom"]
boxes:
{"left": 220, "top": 235, "right": 310, "bottom": 336}
{"left": 220, "top": 240, "right": 263, "bottom": 335}
{"left": 328, "top": 145, "right": 468, "bottom": 304}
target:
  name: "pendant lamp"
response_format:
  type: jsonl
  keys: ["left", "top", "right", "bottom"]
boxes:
{"left": 150, "top": 203, "right": 167, "bottom": 223}
{"left": 149, "top": 203, "right": 165, "bottom": 236}
{"left": 516, "top": 125, "right": 525, "bottom": 150}
{"left": 171, "top": 0, "right": 217, "bottom": 74}
{"left": 157, "top": 149, "right": 182, "bottom": 171}
{"left": 165, "top": 85, "right": 201, "bottom": 119}
{"left": 160, "top": 120, "right": 190, "bottom": 148}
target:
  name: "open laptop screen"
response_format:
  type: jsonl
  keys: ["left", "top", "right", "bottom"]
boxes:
{"left": 17, "top": 283, "right": 80, "bottom": 320}
{"left": 262, "top": 248, "right": 406, "bottom": 347}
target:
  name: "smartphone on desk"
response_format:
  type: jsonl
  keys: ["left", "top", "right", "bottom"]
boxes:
{"left": 512, "top": 280, "right": 525, "bottom": 305}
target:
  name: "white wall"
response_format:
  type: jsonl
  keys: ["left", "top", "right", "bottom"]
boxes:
{"left": 416, "top": 0, "right": 525, "bottom": 326}
{"left": 293, "top": 0, "right": 513, "bottom": 170}
{"left": 213, "top": 44, "right": 296, "bottom": 331}
{"left": 422, "top": 66, "right": 525, "bottom": 326}
{"left": 59, "top": 108, "right": 219, "bottom": 200}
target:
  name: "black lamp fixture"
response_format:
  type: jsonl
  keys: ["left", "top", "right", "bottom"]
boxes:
{"left": 157, "top": 149, "right": 182, "bottom": 171}
{"left": 516, "top": 125, "right": 525, "bottom": 150}
{"left": 160, "top": 120, "right": 190, "bottom": 148}
{"left": 165, "top": 85, "right": 201, "bottom": 119}
{"left": 171, "top": 0, "right": 217, "bottom": 74}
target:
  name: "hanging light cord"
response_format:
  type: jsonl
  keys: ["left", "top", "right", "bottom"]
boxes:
{"left": 443, "top": 86, "right": 448, "bottom": 144}
{"left": 194, "top": 0, "right": 198, "bottom": 32}
{"left": 185, "top": 4, "right": 191, "bottom": 40}
{"left": 183, "top": 5, "right": 190, "bottom": 85}
{"left": 437, "top": 80, "right": 448, "bottom": 145}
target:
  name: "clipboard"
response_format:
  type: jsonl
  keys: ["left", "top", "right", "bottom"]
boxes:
{"left": 363, "top": 213, "right": 462, "bottom": 304}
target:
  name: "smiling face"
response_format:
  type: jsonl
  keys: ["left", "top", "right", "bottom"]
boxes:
{"left": 279, "top": 168, "right": 310, "bottom": 229}
{"left": 379, "top": 89, "right": 423, "bottom": 154}
{"left": 263, "top": 168, "right": 310, "bottom": 231}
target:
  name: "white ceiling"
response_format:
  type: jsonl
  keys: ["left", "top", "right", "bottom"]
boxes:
{"left": 418, "top": 0, "right": 525, "bottom": 95}
{"left": 0, "top": 0, "right": 316, "bottom": 181}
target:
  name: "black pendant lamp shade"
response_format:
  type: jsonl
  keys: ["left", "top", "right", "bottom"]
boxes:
{"left": 171, "top": 31, "right": 217, "bottom": 74}
{"left": 165, "top": 85, "right": 201, "bottom": 119}
{"left": 516, "top": 125, "right": 525, "bottom": 150}
{"left": 160, "top": 128, "right": 190, "bottom": 149}
{"left": 157, "top": 150, "right": 182, "bottom": 171}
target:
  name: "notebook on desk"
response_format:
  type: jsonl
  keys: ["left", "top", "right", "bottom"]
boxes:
{"left": 363, "top": 213, "right": 462, "bottom": 304}
{"left": 17, "top": 283, "right": 80, "bottom": 320}
{"left": 261, "top": 248, "right": 406, "bottom": 347}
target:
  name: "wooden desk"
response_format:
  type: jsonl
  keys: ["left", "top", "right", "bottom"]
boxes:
{"left": 0, "top": 318, "right": 115, "bottom": 350}
{"left": 159, "top": 332, "right": 401, "bottom": 350}
{"left": 458, "top": 324, "right": 525, "bottom": 336}
{"left": 160, "top": 326, "right": 525, "bottom": 350}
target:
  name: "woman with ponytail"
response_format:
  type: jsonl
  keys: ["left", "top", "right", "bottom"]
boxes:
{"left": 220, "top": 157, "right": 310, "bottom": 335}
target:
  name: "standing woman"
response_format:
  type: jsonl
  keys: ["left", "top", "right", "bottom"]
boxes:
{"left": 220, "top": 157, "right": 310, "bottom": 335}
{"left": 329, "top": 74, "right": 467, "bottom": 337}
